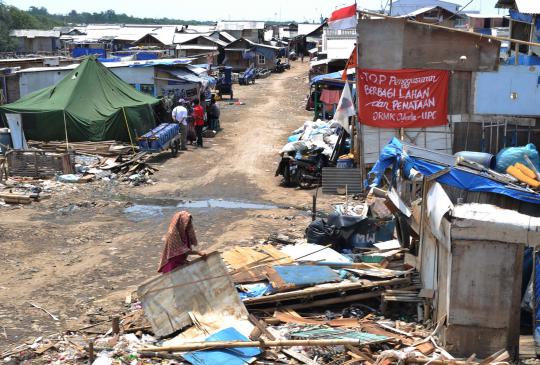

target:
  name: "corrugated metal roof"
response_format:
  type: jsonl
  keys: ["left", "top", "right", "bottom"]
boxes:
{"left": 219, "top": 31, "right": 237, "bottom": 42}
{"left": 176, "top": 44, "right": 218, "bottom": 51}
{"left": 298, "top": 23, "right": 322, "bottom": 35}
{"left": 9, "top": 29, "right": 60, "bottom": 38}
{"left": 216, "top": 21, "right": 265, "bottom": 31}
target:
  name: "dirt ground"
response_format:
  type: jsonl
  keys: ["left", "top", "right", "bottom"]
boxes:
{"left": 0, "top": 61, "right": 338, "bottom": 350}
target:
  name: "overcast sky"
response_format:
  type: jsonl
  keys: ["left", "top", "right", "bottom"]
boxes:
{"left": 5, "top": 0, "right": 502, "bottom": 22}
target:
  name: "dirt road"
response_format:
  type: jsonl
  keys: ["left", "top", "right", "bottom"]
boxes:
{"left": 0, "top": 62, "right": 329, "bottom": 349}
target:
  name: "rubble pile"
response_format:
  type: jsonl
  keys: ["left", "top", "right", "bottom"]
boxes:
{"left": 0, "top": 184, "right": 515, "bottom": 365}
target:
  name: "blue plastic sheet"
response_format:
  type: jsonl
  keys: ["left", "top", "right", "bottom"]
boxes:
{"left": 237, "top": 282, "right": 273, "bottom": 299}
{"left": 367, "top": 138, "right": 540, "bottom": 205}
{"left": 272, "top": 265, "right": 340, "bottom": 287}
{"left": 495, "top": 143, "right": 540, "bottom": 173}
{"left": 182, "top": 327, "right": 261, "bottom": 365}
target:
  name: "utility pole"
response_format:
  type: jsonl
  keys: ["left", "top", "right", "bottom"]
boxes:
{"left": 389, "top": 0, "right": 393, "bottom": 15}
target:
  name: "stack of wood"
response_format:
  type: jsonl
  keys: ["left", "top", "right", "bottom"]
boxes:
{"left": 27, "top": 140, "right": 133, "bottom": 156}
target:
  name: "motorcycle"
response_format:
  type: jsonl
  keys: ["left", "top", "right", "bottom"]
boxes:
{"left": 275, "top": 148, "right": 330, "bottom": 189}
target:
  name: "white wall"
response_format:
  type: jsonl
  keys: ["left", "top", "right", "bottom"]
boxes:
{"left": 18, "top": 66, "right": 155, "bottom": 97}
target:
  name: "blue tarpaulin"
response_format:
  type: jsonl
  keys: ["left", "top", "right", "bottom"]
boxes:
{"left": 182, "top": 327, "right": 261, "bottom": 365}
{"left": 72, "top": 48, "right": 106, "bottom": 58}
{"left": 272, "top": 265, "right": 340, "bottom": 287}
{"left": 311, "top": 71, "right": 355, "bottom": 86}
{"left": 367, "top": 138, "right": 540, "bottom": 205}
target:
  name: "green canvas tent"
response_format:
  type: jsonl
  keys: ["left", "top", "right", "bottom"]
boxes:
{"left": 0, "top": 56, "right": 159, "bottom": 142}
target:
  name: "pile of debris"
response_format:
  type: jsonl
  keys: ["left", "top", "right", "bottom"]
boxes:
{"left": 0, "top": 216, "right": 511, "bottom": 365}
{"left": 0, "top": 141, "right": 158, "bottom": 205}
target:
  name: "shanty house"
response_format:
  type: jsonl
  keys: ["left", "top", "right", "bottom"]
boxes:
{"left": 399, "top": 6, "right": 463, "bottom": 27}
{"left": 496, "top": 0, "right": 540, "bottom": 60}
{"left": 465, "top": 13, "right": 508, "bottom": 34}
{"left": 176, "top": 35, "right": 227, "bottom": 65}
{"left": 389, "top": 0, "right": 461, "bottom": 16}
{"left": 216, "top": 21, "right": 265, "bottom": 43}
{"left": 9, "top": 30, "right": 61, "bottom": 53}
{"left": 224, "top": 38, "right": 281, "bottom": 72}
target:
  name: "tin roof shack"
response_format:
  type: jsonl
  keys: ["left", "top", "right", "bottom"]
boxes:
{"left": 289, "top": 23, "right": 324, "bottom": 58}
{"left": 224, "top": 38, "right": 281, "bottom": 72}
{"left": 216, "top": 21, "right": 265, "bottom": 43}
{"left": 9, "top": 30, "right": 61, "bottom": 54}
{"left": 176, "top": 35, "right": 227, "bottom": 65}
{"left": 356, "top": 17, "right": 501, "bottom": 164}
{"left": 413, "top": 182, "right": 539, "bottom": 358}
{"left": 389, "top": 0, "right": 461, "bottom": 16}
{"left": 465, "top": 13, "right": 508, "bottom": 34}
{"left": 495, "top": 0, "right": 540, "bottom": 60}
{"left": 154, "top": 65, "right": 214, "bottom": 101}
{"left": 400, "top": 6, "right": 464, "bottom": 27}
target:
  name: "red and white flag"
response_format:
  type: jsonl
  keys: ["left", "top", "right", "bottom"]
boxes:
{"left": 328, "top": 4, "right": 357, "bottom": 30}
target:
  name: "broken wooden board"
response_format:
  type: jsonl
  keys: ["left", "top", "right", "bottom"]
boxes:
{"left": 137, "top": 252, "right": 248, "bottom": 338}
{"left": 273, "top": 311, "right": 361, "bottom": 327}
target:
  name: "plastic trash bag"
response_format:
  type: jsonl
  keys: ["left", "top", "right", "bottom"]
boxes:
{"left": 495, "top": 143, "right": 540, "bottom": 173}
{"left": 305, "top": 218, "right": 341, "bottom": 246}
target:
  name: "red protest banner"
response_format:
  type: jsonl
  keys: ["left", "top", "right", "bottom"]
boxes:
{"left": 358, "top": 69, "right": 449, "bottom": 128}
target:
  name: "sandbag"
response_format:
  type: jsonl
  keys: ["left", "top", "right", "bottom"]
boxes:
{"left": 495, "top": 143, "right": 540, "bottom": 173}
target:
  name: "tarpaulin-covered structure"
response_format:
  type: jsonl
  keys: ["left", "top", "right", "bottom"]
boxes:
{"left": 0, "top": 56, "right": 159, "bottom": 142}
{"left": 367, "top": 138, "right": 540, "bottom": 205}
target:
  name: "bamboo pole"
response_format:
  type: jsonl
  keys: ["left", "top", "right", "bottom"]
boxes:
{"left": 141, "top": 339, "right": 374, "bottom": 352}
{"left": 122, "top": 107, "right": 136, "bottom": 154}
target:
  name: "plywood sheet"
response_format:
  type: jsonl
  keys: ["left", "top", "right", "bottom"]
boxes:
{"left": 138, "top": 252, "right": 249, "bottom": 337}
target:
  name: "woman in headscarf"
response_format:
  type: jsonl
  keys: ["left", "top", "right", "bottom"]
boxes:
{"left": 158, "top": 211, "right": 204, "bottom": 274}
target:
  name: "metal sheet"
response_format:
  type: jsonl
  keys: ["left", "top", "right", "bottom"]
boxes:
{"left": 322, "top": 167, "right": 363, "bottom": 194}
{"left": 137, "top": 252, "right": 249, "bottom": 337}
{"left": 271, "top": 265, "right": 341, "bottom": 287}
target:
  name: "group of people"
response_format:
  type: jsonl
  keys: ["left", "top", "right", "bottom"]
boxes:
{"left": 171, "top": 96, "right": 221, "bottom": 150}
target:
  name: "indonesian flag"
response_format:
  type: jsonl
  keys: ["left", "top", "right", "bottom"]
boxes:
{"left": 328, "top": 4, "right": 358, "bottom": 30}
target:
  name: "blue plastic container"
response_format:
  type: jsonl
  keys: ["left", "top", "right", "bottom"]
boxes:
{"left": 337, "top": 158, "right": 354, "bottom": 168}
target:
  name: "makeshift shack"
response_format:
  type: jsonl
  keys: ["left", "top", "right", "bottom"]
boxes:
{"left": 0, "top": 56, "right": 159, "bottom": 142}
{"left": 356, "top": 17, "right": 501, "bottom": 165}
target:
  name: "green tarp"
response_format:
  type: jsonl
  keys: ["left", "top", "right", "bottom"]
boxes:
{"left": 0, "top": 56, "right": 159, "bottom": 142}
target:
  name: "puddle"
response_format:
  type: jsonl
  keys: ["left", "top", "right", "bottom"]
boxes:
{"left": 123, "top": 199, "right": 277, "bottom": 221}
{"left": 177, "top": 199, "right": 277, "bottom": 210}
{"left": 123, "top": 204, "right": 166, "bottom": 221}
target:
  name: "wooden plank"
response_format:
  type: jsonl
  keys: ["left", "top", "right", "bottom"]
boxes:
{"left": 243, "top": 277, "right": 409, "bottom": 305}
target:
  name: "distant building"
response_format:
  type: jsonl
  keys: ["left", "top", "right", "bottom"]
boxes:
{"left": 223, "top": 38, "right": 281, "bottom": 71}
{"left": 389, "top": 0, "right": 460, "bottom": 16}
{"left": 465, "top": 13, "right": 508, "bottom": 34}
{"left": 216, "top": 21, "right": 265, "bottom": 43}
{"left": 176, "top": 35, "right": 227, "bottom": 65}
{"left": 496, "top": 0, "right": 540, "bottom": 59}
{"left": 400, "top": 6, "right": 464, "bottom": 27}
{"left": 9, "top": 30, "right": 61, "bottom": 53}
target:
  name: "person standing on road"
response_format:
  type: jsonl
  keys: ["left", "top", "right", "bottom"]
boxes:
{"left": 192, "top": 99, "right": 205, "bottom": 148}
{"left": 171, "top": 99, "right": 188, "bottom": 150}
{"left": 207, "top": 96, "right": 221, "bottom": 131}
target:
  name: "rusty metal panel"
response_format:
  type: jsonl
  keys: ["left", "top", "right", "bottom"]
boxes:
{"left": 357, "top": 18, "right": 500, "bottom": 72}
{"left": 137, "top": 252, "right": 249, "bottom": 338}
{"left": 401, "top": 21, "right": 500, "bottom": 72}
{"left": 357, "top": 18, "right": 405, "bottom": 70}
{"left": 444, "top": 239, "right": 523, "bottom": 358}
